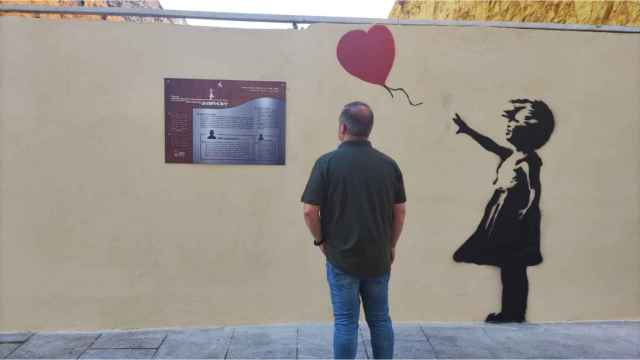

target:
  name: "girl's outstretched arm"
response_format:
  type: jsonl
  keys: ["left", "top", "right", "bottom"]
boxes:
{"left": 452, "top": 113, "right": 511, "bottom": 159}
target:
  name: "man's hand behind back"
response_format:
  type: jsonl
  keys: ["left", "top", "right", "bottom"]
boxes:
{"left": 390, "top": 247, "right": 396, "bottom": 265}
{"left": 390, "top": 202, "right": 406, "bottom": 269}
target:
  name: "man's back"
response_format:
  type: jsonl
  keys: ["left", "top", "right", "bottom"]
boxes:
{"left": 301, "top": 101, "right": 405, "bottom": 359}
{"left": 302, "top": 139, "right": 405, "bottom": 278}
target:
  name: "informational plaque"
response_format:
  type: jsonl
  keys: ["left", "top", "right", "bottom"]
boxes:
{"left": 165, "top": 78, "right": 286, "bottom": 165}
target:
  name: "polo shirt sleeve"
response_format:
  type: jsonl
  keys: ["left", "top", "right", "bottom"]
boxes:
{"left": 393, "top": 163, "right": 407, "bottom": 204}
{"left": 301, "top": 158, "right": 325, "bottom": 206}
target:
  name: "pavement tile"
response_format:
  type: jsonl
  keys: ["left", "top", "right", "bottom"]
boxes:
{"left": 91, "top": 330, "right": 166, "bottom": 349}
{"left": 482, "top": 322, "right": 640, "bottom": 359}
{"left": 0, "top": 343, "right": 20, "bottom": 358}
{"left": 358, "top": 324, "right": 372, "bottom": 358}
{"left": 154, "top": 328, "right": 232, "bottom": 359}
{"left": 79, "top": 348, "right": 156, "bottom": 359}
{"left": 296, "top": 325, "right": 332, "bottom": 359}
{"left": 297, "top": 324, "right": 368, "bottom": 359}
{"left": 227, "top": 325, "right": 297, "bottom": 359}
{"left": 0, "top": 333, "right": 31, "bottom": 343}
{"left": 588, "top": 322, "right": 640, "bottom": 346}
{"left": 7, "top": 333, "right": 98, "bottom": 359}
{"left": 556, "top": 322, "right": 640, "bottom": 359}
{"left": 390, "top": 324, "right": 437, "bottom": 359}
{"left": 1, "top": 321, "right": 637, "bottom": 359}
{"left": 421, "top": 325, "right": 500, "bottom": 359}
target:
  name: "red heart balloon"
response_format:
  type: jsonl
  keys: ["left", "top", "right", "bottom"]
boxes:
{"left": 337, "top": 25, "right": 395, "bottom": 86}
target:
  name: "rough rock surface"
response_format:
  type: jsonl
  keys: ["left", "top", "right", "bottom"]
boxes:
{"left": 0, "top": 0, "right": 187, "bottom": 24}
{"left": 389, "top": 0, "right": 640, "bottom": 27}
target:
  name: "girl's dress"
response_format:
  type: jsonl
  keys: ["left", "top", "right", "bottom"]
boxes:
{"left": 453, "top": 151, "right": 543, "bottom": 267}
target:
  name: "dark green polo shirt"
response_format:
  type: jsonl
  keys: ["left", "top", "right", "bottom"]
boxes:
{"left": 301, "top": 140, "right": 406, "bottom": 278}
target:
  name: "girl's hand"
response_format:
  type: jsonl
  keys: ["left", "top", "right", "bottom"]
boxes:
{"left": 452, "top": 113, "right": 469, "bottom": 134}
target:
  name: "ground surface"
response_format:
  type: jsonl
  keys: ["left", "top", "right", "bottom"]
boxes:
{"left": 0, "top": 321, "right": 638, "bottom": 359}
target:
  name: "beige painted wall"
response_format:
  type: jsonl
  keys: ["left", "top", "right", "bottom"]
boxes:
{"left": 1, "top": 17, "right": 639, "bottom": 331}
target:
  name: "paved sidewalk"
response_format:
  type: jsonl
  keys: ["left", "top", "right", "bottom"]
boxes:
{"left": 1, "top": 321, "right": 638, "bottom": 359}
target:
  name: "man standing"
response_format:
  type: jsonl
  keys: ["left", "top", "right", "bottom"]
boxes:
{"left": 302, "top": 101, "right": 406, "bottom": 359}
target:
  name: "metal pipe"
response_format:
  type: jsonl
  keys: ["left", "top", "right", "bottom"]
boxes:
{"left": 1, "top": 4, "right": 639, "bottom": 33}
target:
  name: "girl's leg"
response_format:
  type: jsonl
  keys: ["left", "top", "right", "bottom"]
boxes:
{"left": 500, "top": 265, "right": 528, "bottom": 321}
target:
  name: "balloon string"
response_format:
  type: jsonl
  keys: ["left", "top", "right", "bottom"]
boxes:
{"left": 383, "top": 85, "right": 423, "bottom": 107}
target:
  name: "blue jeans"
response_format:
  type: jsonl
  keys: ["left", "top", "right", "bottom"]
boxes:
{"left": 326, "top": 262, "right": 394, "bottom": 359}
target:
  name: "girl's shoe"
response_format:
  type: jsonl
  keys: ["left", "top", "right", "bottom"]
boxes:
{"left": 485, "top": 312, "right": 525, "bottom": 323}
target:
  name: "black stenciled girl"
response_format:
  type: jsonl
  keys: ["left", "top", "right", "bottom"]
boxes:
{"left": 452, "top": 99, "right": 555, "bottom": 323}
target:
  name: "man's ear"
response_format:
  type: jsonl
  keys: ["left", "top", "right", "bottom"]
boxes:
{"left": 339, "top": 123, "right": 347, "bottom": 136}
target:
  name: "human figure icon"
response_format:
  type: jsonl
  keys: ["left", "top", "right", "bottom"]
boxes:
{"left": 258, "top": 134, "right": 264, "bottom": 141}
{"left": 451, "top": 99, "right": 555, "bottom": 323}
{"left": 208, "top": 130, "right": 216, "bottom": 139}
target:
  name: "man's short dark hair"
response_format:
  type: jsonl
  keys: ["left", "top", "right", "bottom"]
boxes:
{"left": 339, "top": 101, "right": 374, "bottom": 138}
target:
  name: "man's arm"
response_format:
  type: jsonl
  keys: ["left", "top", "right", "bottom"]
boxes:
{"left": 301, "top": 157, "right": 326, "bottom": 252}
{"left": 390, "top": 203, "right": 406, "bottom": 264}
{"left": 303, "top": 203, "right": 323, "bottom": 250}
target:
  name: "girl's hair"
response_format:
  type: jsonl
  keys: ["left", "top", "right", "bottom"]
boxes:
{"left": 510, "top": 98, "right": 555, "bottom": 150}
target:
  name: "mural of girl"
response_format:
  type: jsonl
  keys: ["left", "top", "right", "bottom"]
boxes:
{"left": 452, "top": 99, "right": 555, "bottom": 323}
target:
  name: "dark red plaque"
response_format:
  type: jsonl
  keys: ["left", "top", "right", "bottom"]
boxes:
{"left": 165, "top": 78, "right": 286, "bottom": 165}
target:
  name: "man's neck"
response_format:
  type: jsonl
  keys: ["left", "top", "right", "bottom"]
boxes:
{"left": 342, "top": 135, "right": 369, "bottom": 142}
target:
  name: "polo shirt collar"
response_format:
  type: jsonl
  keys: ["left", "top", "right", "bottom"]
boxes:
{"left": 339, "top": 139, "right": 372, "bottom": 148}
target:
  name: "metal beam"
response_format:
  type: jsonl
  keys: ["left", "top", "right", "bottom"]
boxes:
{"left": 1, "top": 4, "right": 639, "bottom": 33}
